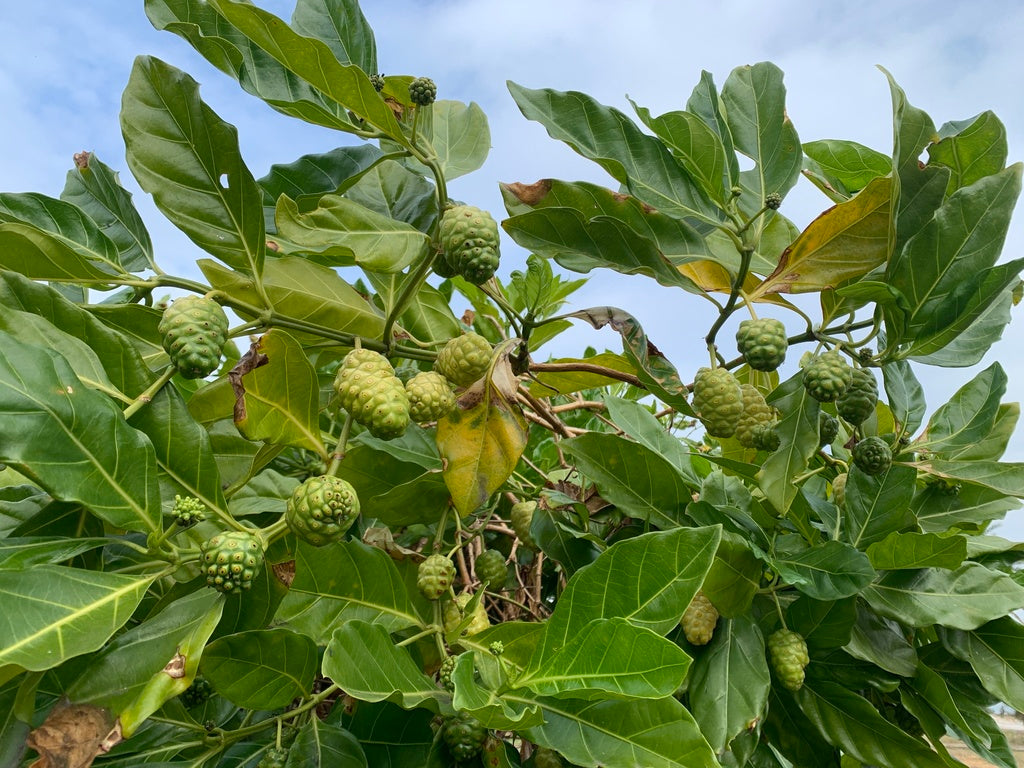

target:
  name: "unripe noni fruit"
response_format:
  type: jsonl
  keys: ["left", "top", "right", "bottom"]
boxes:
{"left": 510, "top": 500, "right": 538, "bottom": 549}
{"left": 405, "top": 371, "right": 455, "bottom": 422}
{"left": 836, "top": 367, "right": 878, "bottom": 425}
{"left": 819, "top": 412, "right": 840, "bottom": 447}
{"left": 475, "top": 549, "right": 508, "bottom": 589}
{"left": 735, "top": 384, "right": 774, "bottom": 448}
{"left": 852, "top": 436, "right": 892, "bottom": 476}
{"left": 333, "top": 349, "right": 410, "bottom": 440}
{"left": 444, "top": 592, "right": 490, "bottom": 637}
{"left": 439, "top": 204, "right": 500, "bottom": 285}
{"left": 765, "top": 192, "right": 783, "bottom": 210}
{"left": 438, "top": 655, "right": 457, "bottom": 691}
{"left": 285, "top": 475, "right": 360, "bottom": 546}
{"left": 256, "top": 747, "right": 289, "bottom": 768}
{"left": 735, "top": 318, "right": 788, "bottom": 372}
{"left": 434, "top": 332, "right": 492, "bottom": 388}
{"left": 441, "top": 712, "right": 487, "bottom": 762}
{"left": 768, "top": 629, "right": 809, "bottom": 691}
{"left": 201, "top": 530, "right": 264, "bottom": 593}
{"left": 752, "top": 422, "right": 781, "bottom": 452}
{"left": 832, "top": 472, "right": 848, "bottom": 510}
{"left": 408, "top": 76, "right": 437, "bottom": 106}
{"left": 803, "top": 350, "right": 853, "bottom": 403}
{"left": 681, "top": 591, "right": 719, "bottom": 646}
{"left": 417, "top": 554, "right": 456, "bottom": 600}
{"left": 692, "top": 367, "right": 744, "bottom": 438}
{"left": 158, "top": 295, "right": 229, "bottom": 379}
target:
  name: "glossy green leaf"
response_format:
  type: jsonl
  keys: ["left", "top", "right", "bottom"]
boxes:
{"left": 288, "top": 717, "right": 368, "bottom": 768}
{"left": 202, "top": 627, "right": 317, "bottom": 710}
{"left": 795, "top": 679, "right": 947, "bottom": 768}
{"left": 865, "top": 531, "right": 966, "bottom": 570}
{"left": 844, "top": 601, "right": 917, "bottom": 677}
{"left": 916, "top": 362, "right": 1005, "bottom": 456}
{"left": 531, "top": 504, "right": 602, "bottom": 577}
{"left": 522, "top": 695, "right": 720, "bottom": 768}
{"left": 928, "top": 111, "right": 1007, "bottom": 195}
{"left": 756, "top": 372, "right": 819, "bottom": 513}
{"left": 787, "top": 596, "right": 856, "bottom": 649}
{"left": 764, "top": 687, "right": 840, "bottom": 767}
{"left": 881, "top": 359, "right": 926, "bottom": 435}
{"left": 206, "top": 0, "right": 408, "bottom": 143}
{"left": 604, "top": 396, "right": 708, "bottom": 488}
{"left": 534, "top": 526, "right": 721, "bottom": 666}
{"left": 802, "top": 139, "right": 890, "bottom": 195}
{"left": 913, "top": 458, "right": 1024, "bottom": 498}
{"left": 841, "top": 464, "right": 916, "bottom": 549}
{"left": 941, "top": 616, "right": 1024, "bottom": 711}
{"left": 411, "top": 100, "right": 490, "bottom": 180}
{"left": 121, "top": 56, "right": 265, "bottom": 276}
{"left": 567, "top": 306, "right": 692, "bottom": 413}
{"left": 365, "top": 271, "right": 462, "bottom": 345}
{"left": 507, "top": 81, "right": 721, "bottom": 224}
{"left": 345, "top": 159, "right": 438, "bottom": 232}
{"left": 702, "top": 532, "right": 761, "bottom": 618}
{"left": 336, "top": 701, "right": 435, "bottom": 767}
{"left": 275, "top": 194, "right": 429, "bottom": 271}
{"left": 259, "top": 145, "right": 384, "bottom": 210}
{"left": 0, "top": 222, "right": 124, "bottom": 283}
{"left": 0, "top": 331, "right": 160, "bottom": 533}
{"left": 278, "top": 540, "right": 425, "bottom": 642}
{"left": 452, "top": 652, "right": 543, "bottom": 729}
{"left": 0, "top": 566, "right": 156, "bottom": 670}
{"left": 912, "top": 480, "right": 1019, "bottom": 532}
{"left": 688, "top": 615, "right": 770, "bottom": 754}
{"left": 61, "top": 152, "right": 155, "bottom": 272}
{"left": 772, "top": 540, "right": 875, "bottom": 600}
{"left": 560, "top": 432, "right": 690, "bottom": 530}
{"left": 67, "top": 589, "right": 223, "bottom": 736}
{"left": 907, "top": 660, "right": 986, "bottom": 745}
{"left": 290, "top": 0, "right": 376, "bottom": 73}
{"left": 0, "top": 538, "right": 110, "bottom": 570}
{"left": 200, "top": 257, "right": 385, "bottom": 339}
{"left": 863, "top": 563, "right": 1024, "bottom": 630}
{"left": 517, "top": 618, "right": 690, "bottom": 700}
{"left": 686, "top": 70, "right": 740, "bottom": 183}
{"left": 323, "top": 621, "right": 444, "bottom": 711}
{"left": 232, "top": 329, "right": 325, "bottom": 456}
{"left": 364, "top": 471, "right": 451, "bottom": 527}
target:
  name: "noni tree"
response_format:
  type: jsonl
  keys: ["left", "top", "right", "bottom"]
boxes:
{"left": 1, "top": 2, "right": 1023, "bottom": 768}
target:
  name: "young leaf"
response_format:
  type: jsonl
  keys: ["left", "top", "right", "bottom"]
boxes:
{"left": 881, "top": 359, "right": 926, "bottom": 436}
{"left": 121, "top": 56, "right": 265, "bottom": 277}
{"left": 201, "top": 628, "right": 318, "bottom": 710}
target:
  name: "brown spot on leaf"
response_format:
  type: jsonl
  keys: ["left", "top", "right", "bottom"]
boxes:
{"left": 228, "top": 339, "right": 269, "bottom": 424}
{"left": 272, "top": 560, "right": 295, "bottom": 587}
{"left": 461, "top": 310, "right": 476, "bottom": 326}
{"left": 73, "top": 152, "right": 90, "bottom": 170}
{"left": 163, "top": 652, "right": 187, "bottom": 679}
{"left": 266, "top": 239, "right": 280, "bottom": 252}
{"left": 384, "top": 97, "right": 405, "bottom": 120}
{"left": 27, "top": 701, "right": 119, "bottom": 768}
{"left": 503, "top": 179, "right": 552, "bottom": 206}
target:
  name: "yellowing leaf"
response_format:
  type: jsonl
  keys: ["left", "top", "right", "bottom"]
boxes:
{"left": 437, "top": 340, "right": 528, "bottom": 516}
{"left": 752, "top": 175, "right": 891, "bottom": 297}
{"left": 678, "top": 260, "right": 797, "bottom": 310}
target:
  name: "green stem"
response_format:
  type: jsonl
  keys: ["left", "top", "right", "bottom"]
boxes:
{"left": 771, "top": 590, "right": 788, "bottom": 629}
{"left": 260, "top": 518, "right": 289, "bottom": 546}
{"left": 433, "top": 507, "right": 450, "bottom": 553}
{"left": 433, "top": 601, "right": 448, "bottom": 657}
{"left": 396, "top": 626, "right": 439, "bottom": 648}
{"left": 123, "top": 365, "right": 177, "bottom": 420}
{"left": 326, "top": 412, "right": 353, "bottom": 476}
{"left": 705, "top": 244, "right": 754, "bottom": 349}
{"left": 381, "top": 250, "right": 440, "bottom": 350}
{"left": 226, "top": 684, "right": 342, "bottom": 742}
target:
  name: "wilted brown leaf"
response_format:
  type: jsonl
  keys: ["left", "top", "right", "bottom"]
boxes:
{"left": 27, "top": 701, "right": 119, "bottom": 768}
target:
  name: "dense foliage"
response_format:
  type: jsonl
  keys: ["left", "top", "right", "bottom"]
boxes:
{"left": 1, "top": 1, "right": 1023, "bottom": 767}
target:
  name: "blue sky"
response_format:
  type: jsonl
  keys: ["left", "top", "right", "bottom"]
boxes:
{"left": 2, "top": 0, "right": 1024, "bottom": 536}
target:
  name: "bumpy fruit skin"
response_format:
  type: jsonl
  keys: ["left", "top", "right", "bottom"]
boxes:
{"left": 285, "top": 475, "right": 360, "bottom": 546}
{"left": 158, "top": 296, "right": 229, "bottom": 379}
{"left": 852, "top": 436, "right": 892, "bottom": 475}
{"left": 765, "top": 192, "right": 783, "bottom": 210}
{"left": 405, "top": 371, "right": 455, "bottom": 422}
{"left": 257, "top": 747, "right": 289, "bottom": 768}
{"left": 369, "top": 73, "right": 385, "bottom": 92}
{"left": 768, "top": 629, "right": 809, "bottom": 691}
{"left": 201, "top": 530, "right": 264, "bottom": 593}
{"left": 534, "top": 747, "right": 566, "bottom": 768}
{"left": 819, "top": 412, "right": 840, "bottom": 447}
{"left": 832, "top": 472, "right": 848, "bottom": 510}
{"left": 735, "top": 318, "right": 788, "bottom": 372}
{"left": 752, "top": 423, "right": 781, "bottom": 452}
{"left": 510, "top": 500, "right": 538, "bottom": 549}
{"left": 692, "top": 367, "right": 744, "bottom": 438}
{"left": 439, "top": 205, "right": 501, "bottom": 284}
{"left": 735, "top": 384, "right": 774, "bottom": 448}
{"left": 475, "top": 549, "right": 508, "bottom": 589}
{"left": 408, "top": 76, "right": 437, "bottom": 106}
{"left": 439, "top": 655, "right": 457, "bottom": 691}
{"left": 803, "top": 350, "right": 853, "bottom": 402}
{"left": 681, "top": 591, "right": 719, "bottom": 646}
{"left": 417, "top": 554, "right": 456, "bottom": 600}
{"left": 434, "top": 332, "right": 493, "bottom": 388}
{"left": 333, "top": 349, "right": 410, "bottom": 440}
{"left": 444, "top": 592, "right": 490, "bottom": 637}
{"left": 442, "top": 712, "right": 487, "bottom": 762}
{"left": 172, "top": 494, "right": 206, "bottom": 528}
{"left": 836, "top": 367, "right": 878, "bottom": 425}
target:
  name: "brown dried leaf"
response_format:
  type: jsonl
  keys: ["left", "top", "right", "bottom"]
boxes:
{"left": 27, "top": 702, "right": 118, "bottom": 768}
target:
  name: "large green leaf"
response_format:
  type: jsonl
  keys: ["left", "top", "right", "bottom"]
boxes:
{"left": 802, "top": 139, "right": 891, "bottom": 196}
{"left": 0, "top": 331, "right": 160, "bottom": 533}
{"left": 756, "top": 372, "right": 819, "bottom": 513}
{"left": 928, "top": 111, "right": 1007, "bottom": 195}
{"left": 506, "top": 81, "right": 721, "bottom": 224}
{"left": 0, "top": 538, "right": 110, "bottom": 570}
{"left": 688, "top": 615, "right": 770, "bottom": 755}
{"left": 287, "top": 718, "right": 368, "bottom": 768}
{"left": 560, "top": 432, "right": 690, "bottom": 529}
{"left": 841, "top": 464, "right": 916, "bottom": 549}
{"left": 604, "top": 396, "right": 708, "bottom": 488}
{"left": 795, "top": 680, "right": 947, "bottom": 768}
{"left": 787, "top": 596, "right": 856, "bottom": 649}
{"left": 290, "top": 0, "right": 376, "bottom": 73}
{"left": 913, "top": 458, "right": 1024, "bottom": 498}
{"left": 865, "top": 531, "right": 966, "bottom": 570}
{"left": 275, "top": 194, "right": 428, "bottom": 271}
{"left": 915, "top": 363, "right": 1005, "bottom": 456}
{"left": 451, "top": 652, "right": 543, "bottom": 729}
{"left": 881, "top": 359, "right": 926, "bottom": 436}
{"left": 0, "top": 566, "right": 155, "bottom": 670}
{"left": 862, "top": 563, "right": 1024, "bottom": 630}
{"left": 409, "top": 100, "right": 491, "bottom": 180}
{"left": 702, "top": 532, "right": 762, "bottom": 617}
{"left": 231, "top": 329, "right": 325, "bottom": 456}
{"left": 365, "top": 271, "right": 462, "bottom": 345}
{"left": 771, "top": 540, "right": 875, "bottom": 600}
{"left": 323, "top": 621, "right": 445, "bottom": 711}
{"left": 278, "top": 540, "right": 426, "bottom": 642}
{"left": 941, "top": 617, "right": 1024, "bottom": 711}
{"left": 345, "top": 160, "right": 438, "bottom": 233}
{"left": 516, "top": 618, "right": 690, "bottom": 700}
{"left": 844, "top": 601, "right": 917, "bottom": 676}
{"left": 0, "top": 222, "right": 124, "bottom": 283}
{"left": 913, "top": 480, "right": 1019, "bottom": 532}
{"left": 121, "top": 56, "right": 265, "bottom": 276}
{"left": 259, "top": 145, "right": 384, "bottom": 211}
{"left": 336, "top": 701, "right": 436, "bottom": 768}
{"left": 520, "top": 695, "right": 720, "bottom": 768}
{"left": 201, "top": 627, "right": 318, "bottom": 710}
{"left": 533, "top": 526, "right": 721, "bottom": 667}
